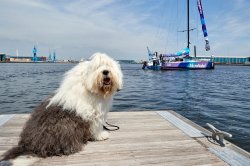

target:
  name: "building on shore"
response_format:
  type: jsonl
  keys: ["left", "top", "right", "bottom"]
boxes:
{"left": 196, "top": 56, "right": 250, "bottom": 65}
{"left": 0, "top": 54, "right": 6, "bottom": 62}
{"left": 0, "top": 54, "right": 47, "bottom": 63}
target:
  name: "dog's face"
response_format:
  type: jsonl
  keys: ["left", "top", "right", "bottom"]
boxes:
{"left": 85, "top": 53, "right": 123, "bottom": 98}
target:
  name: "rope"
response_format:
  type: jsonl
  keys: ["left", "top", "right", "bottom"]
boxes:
{"left": 103, "top": 122, "right": 120, "bottom": 131}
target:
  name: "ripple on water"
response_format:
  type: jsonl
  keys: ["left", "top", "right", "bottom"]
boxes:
{"left": 0, "top": 63, "right": 249, "bottom": 152}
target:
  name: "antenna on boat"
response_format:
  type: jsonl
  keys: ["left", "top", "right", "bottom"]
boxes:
{"left": 194, "top": 45, "right": 197, "bottom": 58}
{"left": 16, "top": 49, "right": 19, "bottom": 58}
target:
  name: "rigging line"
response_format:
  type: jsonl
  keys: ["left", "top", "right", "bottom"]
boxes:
{"left": 151, "top": 3, "right": 161, "bottom": 49}
{"left": 189, "top": 0, "right": 200, "bottom": 49}
{"left": 164, "top": 0, "right": 172, "bottom": 53}
{"left": 178, "top": 0, "right": 186, "bottom": 49}
{"left": 165, "top": 0, "right": 177, "bottom": 53}
{"left": 152, "top": 0, "right": 168, "bottom": 50}
{"left": 160, "top": 1, "right": 169, "bottom": 37}
{"left": 176, "top": 0, "right": 183, "bottom": 33}
{"left": 162, "top": 0, "right": 169, "bottom": 46}
{"left": 153, "top": 0, "right": 169, "bottom": 53}
{"left": 157, "top": 0, "right": 170, "bottom": 53}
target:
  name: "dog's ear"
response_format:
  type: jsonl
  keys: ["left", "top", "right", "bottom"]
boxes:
{"left": 84, "top": 70, "right": 100, "bottom": 94}
{"left": 114, "top": 62, "right": 123, "bottom": 91}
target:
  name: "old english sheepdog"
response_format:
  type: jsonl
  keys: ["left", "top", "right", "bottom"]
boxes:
{"left": 1, "top": 53, "right": 123, "bottom": 161}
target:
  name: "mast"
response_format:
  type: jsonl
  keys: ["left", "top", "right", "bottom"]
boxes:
{"left": 187, "top": 0, "right": 190, "bottom": 49}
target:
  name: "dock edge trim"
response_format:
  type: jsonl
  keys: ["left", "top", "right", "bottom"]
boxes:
{"left": 156, "top": 111, "right": 204, "bottom": 138}
{"left": 209, "top": 147, "right": 250, "bottom": 166}
{"left": 0, "top": 114, "right": 16, "bottom": 126}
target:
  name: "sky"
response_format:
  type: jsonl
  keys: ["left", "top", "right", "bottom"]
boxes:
{"left": 0, "top": 0, "right": 250, "bottom": 61}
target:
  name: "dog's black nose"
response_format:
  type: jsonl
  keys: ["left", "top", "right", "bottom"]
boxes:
{"left": 103, "top": 70, "right": 109, "bottom": 75}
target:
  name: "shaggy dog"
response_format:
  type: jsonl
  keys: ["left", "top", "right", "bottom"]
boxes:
{"left": 1, "top": 53, "right": 123, "bottom": 161}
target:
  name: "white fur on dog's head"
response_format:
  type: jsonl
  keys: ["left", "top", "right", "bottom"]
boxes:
{"left": 85, "top": 53, "right": 123, "bottom": 97}
{"left": 47, "top": 53, "right": 123, "bottom": 120}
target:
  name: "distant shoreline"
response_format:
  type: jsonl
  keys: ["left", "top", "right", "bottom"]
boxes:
{"left": 1, "top": 61, "right": 250, "bottom": 66}
{"left": 0, "top": 60, "right": 138, "bottom": 64}
{"left": 0, "top": 61, "right": 78, "bottom": 64}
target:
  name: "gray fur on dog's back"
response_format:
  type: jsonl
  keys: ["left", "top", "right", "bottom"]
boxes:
{"left": 1, "top": 99, "right": 91, "bottom": 160}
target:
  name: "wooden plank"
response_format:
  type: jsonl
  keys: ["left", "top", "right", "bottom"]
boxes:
{"left": 0, "top": 111, "right": 229, "bottom": 166}
{"left": 0, "top": 127, "right": 23, "bottom": 137}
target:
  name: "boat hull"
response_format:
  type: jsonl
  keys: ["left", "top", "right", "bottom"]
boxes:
{"left": 144, "top": 61, "right": 214, "bottom": 70}
{"left": 161, "top": 61, "right": 214, "bottom": 70}
{"left": 146, "top": 65, "right": 161, "bottom": 70}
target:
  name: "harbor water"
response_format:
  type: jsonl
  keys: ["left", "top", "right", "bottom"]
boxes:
{"left": 0, "top": 63, "right": 249, "bottom": 152}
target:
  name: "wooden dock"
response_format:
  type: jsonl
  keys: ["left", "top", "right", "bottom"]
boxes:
{"left": 0, "top": 111, "right": 250, "bottom": 166}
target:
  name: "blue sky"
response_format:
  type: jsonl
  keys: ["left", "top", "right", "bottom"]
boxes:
{"left": 0, "top": 0, "right": 249, "bottom": 60}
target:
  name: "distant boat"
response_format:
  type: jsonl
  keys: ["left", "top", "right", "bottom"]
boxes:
{"left": 143, "top": 0, "right": 215, "bottom": 70}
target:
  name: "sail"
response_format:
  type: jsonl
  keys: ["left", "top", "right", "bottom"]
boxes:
{"left": 197, "top": 0, "right": 210, "bottom": 51}
{"left": 176, "top": 47, "right": 190, "bottom": 57}
{"left": 147, "top": 46, "right": 154, "bottom": 61}
{"left": 162, "top": 47, "right": 190, "bottom": 57}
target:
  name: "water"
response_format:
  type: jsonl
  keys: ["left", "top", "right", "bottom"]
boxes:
{"left": 0, "top": 63, "right": 249, "bottom": 152}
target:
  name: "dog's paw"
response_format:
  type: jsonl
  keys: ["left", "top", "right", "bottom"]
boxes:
{"left": 95, "top": 131, "right": 109, "bottom": 141}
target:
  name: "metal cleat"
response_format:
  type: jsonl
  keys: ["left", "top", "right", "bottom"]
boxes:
{"left": 206, "top": 123, "right": 232, "bottom": 146}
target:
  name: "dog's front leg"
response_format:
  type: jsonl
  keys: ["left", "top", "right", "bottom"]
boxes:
{"left": 90, "top": 112, "right": 109, "bottom": 141}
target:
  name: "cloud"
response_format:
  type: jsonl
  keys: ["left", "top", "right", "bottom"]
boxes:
{"left": 0, "top": 0, "right": 163, "bottom": 60}
{"left": 206, "top": 0, "right": 250, "bottom": 57}
{"left": 0, "top": 0, "right": 250, "bottom": 60}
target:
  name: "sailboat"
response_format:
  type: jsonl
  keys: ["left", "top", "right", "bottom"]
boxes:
{"left": 142, "top": 0, "right": 215, "bottom": 70}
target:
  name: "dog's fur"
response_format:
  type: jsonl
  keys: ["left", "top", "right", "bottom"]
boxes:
{"left": 1, "top": 53, "right": 123, "bottom": 161}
